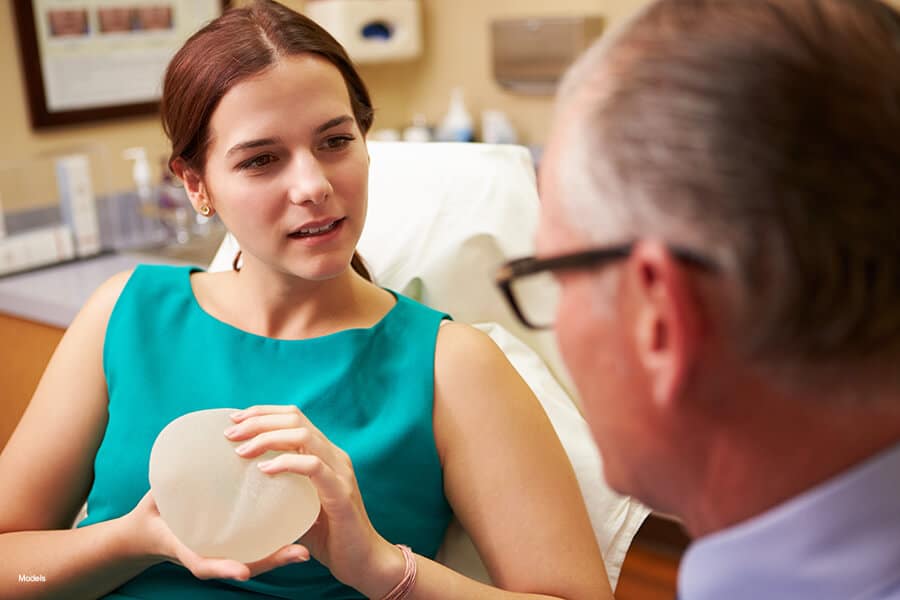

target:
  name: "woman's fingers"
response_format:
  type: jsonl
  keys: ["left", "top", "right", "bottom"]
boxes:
{"left": 230, "top": 424, "right": 345, "bottom": 471}
{"left": 136, "top": 488, "right": 308, "bottom": 582}
{"left": 258, "top": 453, "right": 354, "bottom": 509}
{"left": 258, "top": 452, "right": 325, "bottom": 477}
{"left": 245, "top": 543, "right": 310, "bottom": 577}
{"left": 230, "top": 405, "right": 318, "bottom": 430}
{"left": 165, "top": 514, "right": 309, "bottom": 581}
{"left": 233, "top": 427, "right": 315, "bottom": 458}
{"left": 175, "top": 546, "right": 251, "bottom": 581}
{"left": 230, "top": 405, "right": 297, "bottom": 422}
{"left": 225, "top": 412, "right": 301, "bottom": 441}
{"left": 226, "top": 407, "right": 326, "bottom": 445}
{"left": 226, "top": 405, "right": 347, "bottom": 471}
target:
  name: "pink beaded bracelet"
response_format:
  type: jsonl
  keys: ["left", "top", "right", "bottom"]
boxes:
{"left": 379, "top": 544, "right": 417, "bottom": 600}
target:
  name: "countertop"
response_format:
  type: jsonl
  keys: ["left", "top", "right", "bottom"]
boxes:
{"left": 0, "top": 232, "right": 225, "bottom": 328}
{"left": 0, "top": 253, "right": 190, "bottom": 329}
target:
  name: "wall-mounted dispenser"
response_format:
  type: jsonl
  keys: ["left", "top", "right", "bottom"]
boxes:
{"left": 304, "top": 0, "right": 422, "bottom": 64}
{"left": 492, "top": 16, "right": 605, "bottom": 95}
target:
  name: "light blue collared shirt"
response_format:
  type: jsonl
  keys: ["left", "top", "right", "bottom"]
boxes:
{"left": 679, "top": 442, "right": 900, "bottom": 600}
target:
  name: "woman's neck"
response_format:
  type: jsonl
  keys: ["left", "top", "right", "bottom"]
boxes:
{"left": 200, "top": 261, "right": 391, "bottom": 340}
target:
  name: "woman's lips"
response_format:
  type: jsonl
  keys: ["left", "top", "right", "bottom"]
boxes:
{"left": 287, "top": 217, "right": 345, "bottom": 244}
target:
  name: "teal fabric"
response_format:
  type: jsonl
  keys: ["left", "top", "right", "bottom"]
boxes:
{"left": 79, "top": 264, "right": 453, "bottom": 599}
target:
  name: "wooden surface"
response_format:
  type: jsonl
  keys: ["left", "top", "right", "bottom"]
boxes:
{"left": 617, "top": 544, "right": 681, "bottom": 600}
{"left": 0, "top": 312, "right": 64, "bottom": 451}
{"left": 616, "top": 514, "right": 688, "bottom": 600}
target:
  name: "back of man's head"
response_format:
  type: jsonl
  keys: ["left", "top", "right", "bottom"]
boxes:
{"left": 555, "top": 0, "right": 900, "bottom": 389}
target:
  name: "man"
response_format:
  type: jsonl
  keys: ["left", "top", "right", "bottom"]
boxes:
{"left": 497, "top": 0, "right": 900, "bottom": 597}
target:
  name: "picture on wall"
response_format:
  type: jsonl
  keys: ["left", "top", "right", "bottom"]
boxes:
{"left": 12, "top": 0, "right": 227, "bottom": 129}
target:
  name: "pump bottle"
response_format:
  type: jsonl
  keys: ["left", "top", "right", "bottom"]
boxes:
{"left": 436, "top": 88, "right": 474, "bottom": 142}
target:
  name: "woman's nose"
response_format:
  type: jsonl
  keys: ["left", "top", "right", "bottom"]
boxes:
{"left": 287, "top": 158, "right": 333, "bottom": 206}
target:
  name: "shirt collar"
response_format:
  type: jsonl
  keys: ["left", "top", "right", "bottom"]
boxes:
{"left": 679, "top": 442, "right": 900, "bottom": 600}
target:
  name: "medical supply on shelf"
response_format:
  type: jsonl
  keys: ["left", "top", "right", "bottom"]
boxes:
{"left": 371, "top": 128, "right": 402, "bottom": 142}
{"left": 0, "top": 225, "right": 75, "bottom": 276}
{"left": 436, "top": 88, "right": 474, "bottom": 142}
{"left": 120, "top": 147, "right": 181, "bottom": 247}
{"left": 402, "top": 114, "right": 432, "bottom": 143}
{"left": 481, "top": 110, "right": 518, "bottom": 145}
{"left": 122, "top": 147, "right": 154, "bottom": 208}
{"left": 0, "top": 193, "right": 6, "bottom": 240}
{"left": 56, "top": 153, "right": 101, "bottom": 257}
{"left": 158, "top": 164, "right": 193, "bottom": 244}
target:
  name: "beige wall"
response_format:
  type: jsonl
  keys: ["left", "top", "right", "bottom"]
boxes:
{"left": 3, "top": 0, "right": 897, "bottom": 212}
{"left": 0, "top": 0, "right": 650, "bottom": 212}
{"left": 354, "top": 0, "right": 653, "bottom": 142}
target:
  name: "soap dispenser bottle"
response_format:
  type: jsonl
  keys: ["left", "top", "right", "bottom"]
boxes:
{"left": 123, "top": 147, "right": 164, "bottom": 244}
{"left": 436, "top": 87, "right": 474, "bottom": 142}
{"left": 122, "top": 147, "right": 153, "bottom": 207}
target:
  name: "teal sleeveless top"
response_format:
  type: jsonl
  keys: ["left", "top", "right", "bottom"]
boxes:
{"left": 78, "top": 265, "right": 453, "bottom": 599}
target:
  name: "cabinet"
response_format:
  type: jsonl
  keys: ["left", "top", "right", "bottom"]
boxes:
{"left": 0, "top": 312, "right": 64, "bottom": 450}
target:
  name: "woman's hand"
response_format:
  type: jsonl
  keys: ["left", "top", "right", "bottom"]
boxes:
{"left": 126, "top": 490, "right": 310, "bottom": 581}
{"left": 225, "top": 405, "right": 404, "bottom": 595}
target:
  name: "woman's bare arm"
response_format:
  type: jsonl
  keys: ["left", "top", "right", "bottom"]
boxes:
{"left": 402, "top": 322, "right": 614, "bottom": 600}
{"left": 0, "top": 271, "right": 164, "bottom": 599}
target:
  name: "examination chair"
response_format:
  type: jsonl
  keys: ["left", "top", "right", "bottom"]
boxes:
{"left": 209, "top": 141, "right": 650, "bottom": 589}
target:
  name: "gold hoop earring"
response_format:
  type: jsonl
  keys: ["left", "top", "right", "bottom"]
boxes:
{"left": 199, "top": 204, "right": 212, "bottom": 217}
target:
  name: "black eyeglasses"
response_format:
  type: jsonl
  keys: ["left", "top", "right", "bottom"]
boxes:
{"left": 495, "top": 242, "right": 718, "bottom": 330}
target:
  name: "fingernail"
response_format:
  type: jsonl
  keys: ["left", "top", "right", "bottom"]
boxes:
{"left": 224, "top": 426, "right": 238, "bottom": 438}
{"left": 230, "top": 411, "right": 244, "bottom": 420}
{"left": 235, "top": 443, "right": 250, "bottom": 455}
{"left": 257, "top": 460, "right": 273, "bottom": 470}
{"left": 293, "top": 554, "right": 308, "bottom": 563}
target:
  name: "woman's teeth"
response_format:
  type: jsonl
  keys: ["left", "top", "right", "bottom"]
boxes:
{"left": 293, "top": 220, "right": 338, "bottom": 237}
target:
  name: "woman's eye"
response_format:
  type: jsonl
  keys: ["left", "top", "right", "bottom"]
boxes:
{"left": 238, "top": 154, "right": 275, "bottom": 170}
{"left": 321, "top": 135, "right": 355, "bottom": 151}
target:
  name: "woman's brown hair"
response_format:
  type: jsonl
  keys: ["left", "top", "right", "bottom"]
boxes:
{"left": 161, "top": 0, "right": 372, "bottom": 280}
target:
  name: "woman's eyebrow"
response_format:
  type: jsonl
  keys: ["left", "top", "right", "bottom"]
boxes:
{"left": 226, "top": 137, "right": 281, "bottom": 157}
{"left": 315, "top": 115, "right": 353, "bottom": 134}
{"left": 224, "top": 116, "right": 353, "bottom": 157}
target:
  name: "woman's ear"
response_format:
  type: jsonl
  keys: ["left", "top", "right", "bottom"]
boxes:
{"left": 170, "top": 157, "right": 211, "bottom": 214}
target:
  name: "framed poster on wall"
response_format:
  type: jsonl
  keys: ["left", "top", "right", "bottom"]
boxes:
{"left": 12, "top": 0, "right": 227, "bottom": 129}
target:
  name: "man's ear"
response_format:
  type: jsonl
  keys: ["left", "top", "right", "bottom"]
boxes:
{"left": 625, "top": 240, "right": 704, "bottom": 411}
{"left": 170, "top": 158, "right": 210, "bottom": 213}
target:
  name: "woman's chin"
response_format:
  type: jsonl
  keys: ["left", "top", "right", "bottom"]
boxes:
{"left": 288, "top": 260, "right": 354, "bottom": 282}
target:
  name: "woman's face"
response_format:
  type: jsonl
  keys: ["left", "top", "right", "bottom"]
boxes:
{"left": 197, "top": 54, "right": 369, "bottom": 281}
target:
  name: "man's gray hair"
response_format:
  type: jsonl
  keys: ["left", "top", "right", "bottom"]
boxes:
{"left": 554, "top": 0, "right": 900, "bottom": 371}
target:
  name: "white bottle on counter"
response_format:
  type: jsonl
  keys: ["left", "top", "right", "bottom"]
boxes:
{"left": 481, "top": 109, "right": 518, "bottom": 145}
{"left": 56, "top": 153, "right": 101, "bottom": 257}
{"left": 436, "top": 87, "right": 474, "bottom": 142}
{"left": 403, "top": 113, "right": 432, "bottom": 143}
{"left": 122, "top": 147, "right": 153, "bottom": 207}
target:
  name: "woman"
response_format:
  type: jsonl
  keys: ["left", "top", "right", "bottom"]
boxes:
{"left": 0, "top": 2, "right": 611, "bottom": 598}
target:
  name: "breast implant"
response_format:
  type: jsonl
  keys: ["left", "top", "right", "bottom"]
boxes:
{"left": 149, "top": 408, "right": 320, "bottom": 563}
